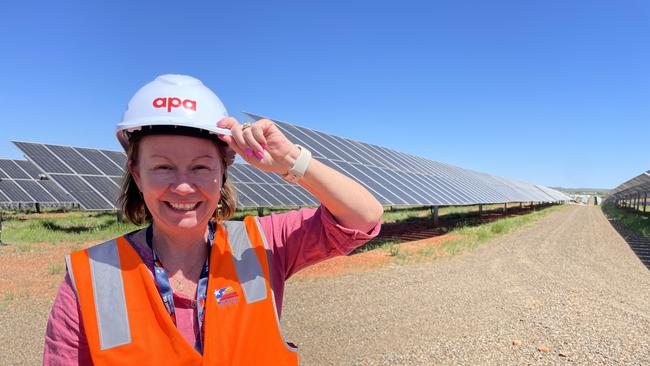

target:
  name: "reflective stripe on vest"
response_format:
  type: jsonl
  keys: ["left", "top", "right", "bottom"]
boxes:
{"left": 67, "top": 240, "right": 131, "bottom": 350}
{"left": 221, "top": 220, "right": 267, "bottom": 304}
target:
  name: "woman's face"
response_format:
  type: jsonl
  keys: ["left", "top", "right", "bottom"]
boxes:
{"left": 129, "top": 134, "right": 224, "bottom": 232}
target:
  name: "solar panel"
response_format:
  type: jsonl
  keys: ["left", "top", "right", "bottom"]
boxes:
{"left": 244, "top": 112, "right": 569, "bottom": 206}
{"left": 75, "top": 147, "right": 124, "bottom": 176}
{"left": 50, "top": 174, "right": 114, "bottom": 210}
{"left": 13, "top": 142, "right": 74, "bottom": 174}
{"left": 12, "top": 113, "right": 571, "bottom": 211}
{"left": 14, "top": 160, "right": 44, "bottom": 179}
{"left": 38, "top": 180, "right": 76, "bottom": 203}
{"left": 0, "top": 189, "right": 9, "bottom": 203}
{"left": 0, "top": 180, "right": 33, "bottom": 202}
{"left": 14, "top": 180, "right": 57, "bottom": 202}
{"left": 0, "top": 159, "right": 31, "bottom": 179}
{"left": 101, "top": 150, "right": 127, "bottom": 169}
{"left": 81, "top": 175, "right": 120, "bottom": 204}
{"left": 46, "top": 145, "right": 103, "bottom": 175}
{"left": 606, "top": 170, "right": 650, "bottom": 204}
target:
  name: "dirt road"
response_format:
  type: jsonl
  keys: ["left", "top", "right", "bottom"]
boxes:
{"left": 1, "top": 205, "right": 648, "bottom": 365}
{"left": 281, "top": 205, "right": 650, "bottom": 365}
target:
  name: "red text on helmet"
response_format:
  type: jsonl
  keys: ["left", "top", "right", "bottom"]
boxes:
{"left": 152, "top": 97, "right": 197, "bottom": 112}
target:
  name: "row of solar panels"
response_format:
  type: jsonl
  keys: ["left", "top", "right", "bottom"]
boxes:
{"left": 2, "top": 114, "right": 570, "bottom": 210}
{"left": 0, "top": 159, "right": 76, "bottom": 208}
{"left": 605, "top": 170, "right": 650, "bottom": 203}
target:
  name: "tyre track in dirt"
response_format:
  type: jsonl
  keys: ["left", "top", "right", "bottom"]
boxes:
{"left": 281, "top": 205, "right": 650, "bottom": 365}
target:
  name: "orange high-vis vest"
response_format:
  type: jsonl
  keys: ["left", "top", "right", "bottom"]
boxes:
{"left": 65, "top": 216, "right": 298, "bottom": 365}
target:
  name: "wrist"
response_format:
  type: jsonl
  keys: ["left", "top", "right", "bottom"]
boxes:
{"left": 282, "top": 144, "right": 302, "bottom": 173}
{"left": 281, "top": 145, "right": 312, "bottom": 184}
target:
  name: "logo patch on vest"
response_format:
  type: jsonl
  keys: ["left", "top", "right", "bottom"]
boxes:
{"left": 214, "top": 287, "right": 239, "bottom": 305}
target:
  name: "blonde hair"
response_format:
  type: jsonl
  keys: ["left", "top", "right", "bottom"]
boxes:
{"left": 117, "top": 135, "right": 237, "bottom": 225}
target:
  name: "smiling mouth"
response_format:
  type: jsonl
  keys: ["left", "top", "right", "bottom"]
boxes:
{"left": 165, "top": 201, "right": 200, "bottom": 211}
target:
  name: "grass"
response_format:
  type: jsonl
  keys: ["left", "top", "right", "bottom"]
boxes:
{"left": 440, "top": 205, "right": 564, "bottom": 256}
{"left": 0, "top": 204, "right": 561, "bottom": 255}
{"left": 0, "top": 206, "right": 302, "bottom": 246}
{"left": 601, "top": 204, "right": 650, "bottom": 239}
{"left": 1, "top": 211, "right": 143, "bottom": 245}
{"left": 47, "top": 263, "right": 65, "bottom": 275}
{"left": 380, "top": 204, "right": 513, "bottom": 224}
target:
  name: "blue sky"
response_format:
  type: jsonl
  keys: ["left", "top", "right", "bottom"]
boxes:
{"left": 1, "top": 0, "right": 648, "bottom": 189}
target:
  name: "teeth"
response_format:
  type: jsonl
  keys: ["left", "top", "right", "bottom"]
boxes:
{"left": 168, "top": 202, "right": 198, "bottom": 211}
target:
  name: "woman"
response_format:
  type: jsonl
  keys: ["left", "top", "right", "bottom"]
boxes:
{"left": 43, "top": 74, "right": 383, "bottom": 365}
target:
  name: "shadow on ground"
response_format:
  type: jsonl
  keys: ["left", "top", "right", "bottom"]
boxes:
{"left": 607, "top": 216, "right": 650, "bottom": 270}
{"left": 356, "top": 203, "right": 557, "bottom": 253}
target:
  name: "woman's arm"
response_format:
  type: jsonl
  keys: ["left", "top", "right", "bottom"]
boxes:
{"left": 217, "top": 117, "right": 383, "bottom": 232}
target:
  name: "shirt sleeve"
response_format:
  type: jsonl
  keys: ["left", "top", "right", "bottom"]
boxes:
{"left": 43, "top": 272, "right": 93, "bottom": 366}
{"left": 258, "top": 205, "right": 381, "bottom": 281}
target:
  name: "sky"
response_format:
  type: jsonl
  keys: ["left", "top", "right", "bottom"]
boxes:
{"left": 1, "top": 0, "right": 648, "bottom": 189}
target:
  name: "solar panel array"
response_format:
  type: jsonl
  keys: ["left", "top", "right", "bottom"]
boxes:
{"left": 12, "top": 141, "right": 318, "bottom": 210}
{"left": 10, "top": 114, "right": 569, "bottom": 211}
{"left": 13, "top": 142, "right": 131, "bottom": 210}
{"left": 605, "top": 170, "right": 650, "bottom": 205}
{"left": 0, "top": 159, "right": 76, "bottom": 209}
{"left": 244, "top": 112, "right": 571, "bottom": 205}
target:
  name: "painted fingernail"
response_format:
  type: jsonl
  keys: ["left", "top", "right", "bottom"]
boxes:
{"left": 260, "top": 143, "right": 267, "bottom": 150}
{"left": 255, "top": 151, "right": 264, "bottom": 159}
{"left": 245, "top": 148, "right": 254, "bottom": 157}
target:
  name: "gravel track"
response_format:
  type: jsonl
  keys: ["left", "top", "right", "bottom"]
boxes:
{"left": 281, "top": 205, "right": 650, "bottom": 365}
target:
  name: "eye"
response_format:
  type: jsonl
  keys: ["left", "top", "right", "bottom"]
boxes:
{"left": 154, "top": 165, "right": 172, "bottom": 170}
{"left": 193, "top": 165, "right": 210, "bottom": 171}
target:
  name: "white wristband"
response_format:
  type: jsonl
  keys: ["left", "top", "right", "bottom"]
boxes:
{"left": 282, "top": 145, "right": 311, "bottom": 184}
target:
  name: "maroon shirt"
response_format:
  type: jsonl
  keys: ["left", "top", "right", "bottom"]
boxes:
{"left": 43, "top": 206, "right": 380, "bottom": 365}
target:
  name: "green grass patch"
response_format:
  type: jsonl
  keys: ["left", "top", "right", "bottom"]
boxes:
{"left": 48, "top": 263, "right": 65, "bottom": 275}
{"left": 439, "top": 205, "right": 564, "bottom": 256}
{"left": 602, "top": 204, "right": 650, "bottom": 239}
{"left": 380, "top": 204, "right": 511, "bottom": 224}
{"left": 1, "top": 211, "right": 143, "bottom": 245}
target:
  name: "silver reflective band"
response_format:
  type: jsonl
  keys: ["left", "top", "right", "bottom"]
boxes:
{"left": 222, "top": 221, "right": 267, "bottom": 304}
{"left": 65, "top": 254, "right": 78, "bottom": 297}
{"left": 88, "top": 240, "right": 132, "bottom": 350}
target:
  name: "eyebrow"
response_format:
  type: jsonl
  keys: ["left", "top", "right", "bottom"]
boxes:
{"left": 149, "top": 154, "right": 217, "bottom": 161}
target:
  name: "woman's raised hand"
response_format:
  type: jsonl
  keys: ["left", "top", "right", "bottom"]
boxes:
{"left": 217, "top": 117, "right": 299, "bottom": 174}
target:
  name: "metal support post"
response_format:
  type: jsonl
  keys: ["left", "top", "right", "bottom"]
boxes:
{"left": 0, "top": 211, "right": 3, "bottom": 245}
{"left": 257, "top": 207, "right": 264, "bottom": 216}
{"left": 478, "top": 204, "right": 483, "bottom": 216}
{"left": 504, "top": 203, "right": 508, "bottom": 215}
{"left": 433, "top": 206, "right": 439, "bottom": 227}
{"left": 644, "top": 193, "right": 647, "bottom": 213}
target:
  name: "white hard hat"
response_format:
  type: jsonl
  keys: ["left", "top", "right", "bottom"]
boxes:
{"left": 116, "top": 74, "right": 231, "bottom": 150}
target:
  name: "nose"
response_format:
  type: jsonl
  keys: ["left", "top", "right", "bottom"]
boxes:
{"left": 170, "top": 172, "right": 196, "bottom": 196}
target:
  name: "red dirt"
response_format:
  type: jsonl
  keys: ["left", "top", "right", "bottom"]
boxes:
{"left": 0, "top": 241, "right": 97, "bottom": 298}
{"left": 293, "top": 233, "right": 459, "bottom": 280}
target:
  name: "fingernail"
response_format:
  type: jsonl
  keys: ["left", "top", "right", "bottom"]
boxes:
{"left": 260, "top": 143, "right": 267, "bottom": 150}
{"left": 217, "top": 118, "right": 226, "bottom": 127}
{"left": 255, "top": 151, "right": 264, "bottom": 159}
{"left": 245, "top": 148, "right": 254, "bottom": 157}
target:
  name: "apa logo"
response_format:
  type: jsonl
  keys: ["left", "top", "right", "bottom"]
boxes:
{"left": 152, "top": 97, "right": 197, "bottom": 112}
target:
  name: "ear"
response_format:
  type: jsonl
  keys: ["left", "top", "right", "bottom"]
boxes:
{"left": 128, "top": 159, "right": 142, "bottom": 191}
